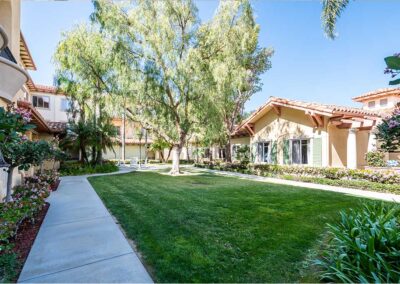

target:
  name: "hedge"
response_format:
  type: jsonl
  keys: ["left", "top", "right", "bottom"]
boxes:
{"left": 195, "top": 162, "right": 400, "bottom": 190}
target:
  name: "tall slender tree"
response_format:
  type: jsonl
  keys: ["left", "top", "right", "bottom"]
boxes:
{"left": 54, "top": 25, "right": 118, "bottom": 164}
{"left": 204, "top": 0, "right": 272, "bottom": 162}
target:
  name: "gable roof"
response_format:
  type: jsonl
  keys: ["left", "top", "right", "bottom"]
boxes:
{"left": 232, "top": 96, "right": 381, "bottom": 136}
{"left": 352, "top": 88, "right": 400, "bottom": 102}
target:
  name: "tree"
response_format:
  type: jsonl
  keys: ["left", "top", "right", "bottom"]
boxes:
{"left": 204, "top": 0, "right": 272, "bottom": 162}
{"left": 2, "top": 140, "right": 38, "bottom": 202}
{"left": 376, "top": 107, "right": 400, "bottom": 152}
{"left": 0, "top": 105, "right": 35, "bottom": 202}
{"left": 150, "top": 137, "right": 173, "bottom": 163}
{"left": 54, "top": 24, "right": 118, "bottom": 164}
{"left": 91, "top": 0, "right": 269, "bottom": 173}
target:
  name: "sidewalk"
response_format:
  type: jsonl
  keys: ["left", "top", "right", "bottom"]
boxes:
{"left": 196, "top": 167, "right": 400, "bottom": 203}
{"left": 18, "top": 171, "right": 153, "bottom": 283}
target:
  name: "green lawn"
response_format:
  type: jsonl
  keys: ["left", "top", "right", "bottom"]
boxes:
{"left": 88, "top": 171, "right": 368, "bottom": 283}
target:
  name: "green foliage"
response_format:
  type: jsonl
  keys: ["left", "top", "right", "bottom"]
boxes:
{"left": 195, "top": 162, "right": 400, "bottom": 186}
{"left": 54, "top": 25, "right": 119, "bottom": 165}
{"left": 316, "top": 203, "right": 400, "bottom": 283}
{"left": 89, "top": 0, "right": 270, "bottom": 172}
{"left": 0, "top": 106, "right": 35, "bottom": 143}
{"left": 0, "top": 252, "right": 19, "bottom": 283}
{"left": 384, "top": 55, "right": 400, "bottom": 85}
{"left": 365, "top": 151, "right": 386, "bottom": 167}
{"left": 1, "top": 177, "right": 51, "bottom": 253}
{"left": 59, "top": 160, "right": 118, "bottom": 176}
{"left": 281, "top": 175, "right": 400, "bottom": 194}
{"left": 61, "top": 119, "right": 117, "bottom": 165}
{"left": 321, "top": 0, "right": 350, "bottom": 39}
{"left": 376, "top": 108, "right": 400, "bottom": 152}
{"left": 235, "top": 145, "right": 250, "bottom": 163}
{"left": 89, "top": 171, "right": 362, "bottom": 282}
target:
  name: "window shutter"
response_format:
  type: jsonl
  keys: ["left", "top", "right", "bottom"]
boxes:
{"left": 283, "top": 140, "right": 290, "bottom": 164}
{"left": 312, "top": 137, "right": 322, "bottom": 167}
{"left": 271, "top": 141, "right": 278, "bottom": 164}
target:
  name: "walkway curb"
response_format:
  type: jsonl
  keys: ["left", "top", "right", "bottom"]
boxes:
{"left": 196, "top": 167, "right": 400, "bottom": 203}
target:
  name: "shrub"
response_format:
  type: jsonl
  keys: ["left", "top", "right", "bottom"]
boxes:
{"left": 365, "top": 151, "right": 386, "bottom": 167}
{"left": 0, "top": 181, "right": 50, "bottom": 253}
{"left": 195, "top": 162, "right": 400, "bottom": 185}
{"left": 316, "top": 203, "right": 400, "bottom": 283}
{"left": 59, "top": 160, "right": 119, "bottom": 176}
{"left": 0, "top": 252, "right": 19, "bottom": 283}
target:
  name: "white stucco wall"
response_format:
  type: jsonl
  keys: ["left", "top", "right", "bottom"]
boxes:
{"left": 32, "top": 92, "right": 69, "bottom": 122}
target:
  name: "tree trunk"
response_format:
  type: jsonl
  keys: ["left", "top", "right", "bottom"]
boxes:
{"left": 170, "top": 145, "right": 182, "bottom": 175}
{"left": 225, "top": 137, "right": 232, "bottom": 163}
{"left": 166, "top": 147, "right": 173, "bottom": 161}
{"left": 170, "top": 135, "right": 185, "bottom": 175}
{"left": 186, "top": 146, "right": 190, "bottom": 163}
{"left": 5, "top": 166, "right": 14, "bottom": 202}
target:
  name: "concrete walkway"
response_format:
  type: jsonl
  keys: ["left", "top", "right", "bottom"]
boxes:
{"left": 18, "top": 170, "right": 153, "bottom": 283}
{"left": 195, "top": 167, "right": 400, "bottom": 203}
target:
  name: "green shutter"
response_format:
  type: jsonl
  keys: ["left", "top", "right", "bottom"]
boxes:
{"left": 283, "top": 140, "right": 290, "bottom": 164}
{"left": 271, "top": 141, "right": 278, "bottom": 164}
{"left": 251, "top": 143, "right": 257, "bottom": 163}
{"left": 312, "top": 137, "right": 322, "bottom": 167}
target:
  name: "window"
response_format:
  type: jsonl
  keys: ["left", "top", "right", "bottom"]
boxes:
{"left": 368, "top": 101, "right": 375, "bottom": 108}
{"left": 33, "top": 95, "right": 50, "bottom": 109}
{"left": 380, "top": 99, "right": 388, "bottom": 107}
{"left": 60, "top": 98, "right": 70, "bottom": 111}
{"left": 257, "top": 141, "right": 271, "bottom": 163}
{"left": 291, "top": 139, "right": 309, "bottom": 165}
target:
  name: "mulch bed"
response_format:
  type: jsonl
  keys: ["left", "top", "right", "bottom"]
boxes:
{"left": 8, "top": 203, "right": 50, "bottom": 281}
{"left": 50, "top": 180, "right": 61, "bottom": 191}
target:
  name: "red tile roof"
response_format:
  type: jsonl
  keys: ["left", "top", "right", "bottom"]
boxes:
{"left": 233, "top": 96, "right": 381, "bottom": 135}
{"left": 352, "top": 88, "right": 400, "bottom": 102}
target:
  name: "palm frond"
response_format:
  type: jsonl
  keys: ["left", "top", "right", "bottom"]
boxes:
{"left": 321, "top": 0, "right": 350, "bottom": 39}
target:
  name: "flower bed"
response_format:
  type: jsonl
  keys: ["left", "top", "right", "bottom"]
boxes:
{"left": 195, "top": 162, "right": 400, "bottom": 193}
{"left": 0, "top": 171, "right": 59, "bottom": 282}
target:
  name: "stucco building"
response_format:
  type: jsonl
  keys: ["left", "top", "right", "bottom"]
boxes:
{"left": 232, "top": 90, "right": 400, "bottom": 169}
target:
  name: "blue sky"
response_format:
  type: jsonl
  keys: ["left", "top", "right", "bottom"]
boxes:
{"left": 21, "top": 0, "right": 400, "bottom": 111}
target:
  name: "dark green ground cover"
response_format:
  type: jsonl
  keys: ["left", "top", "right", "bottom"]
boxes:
{"left": 89, "top": 171, "right": 368, "bottom": 283}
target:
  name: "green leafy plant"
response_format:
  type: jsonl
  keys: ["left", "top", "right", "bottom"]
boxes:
{"left": 59, "top": 160, "right": 118, "bottom": 176}
{"left": 384, "top": 54, "right": 400, "bottom": 85}
{"left": 377, "top": 107, "right": 400, "bottom": 152}
{"left": 365, "top": 151, "right": 386, "bottom": 167}
{"left": 316, "top": 202, "right": 400, "bottom": 283}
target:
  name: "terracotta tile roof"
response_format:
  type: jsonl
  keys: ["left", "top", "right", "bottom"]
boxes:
{"left": 352, "top": 88, "right": 400, "bottom": 102}
{"left": 233, "top": 96, "right": 381, "bottom": 135}
{"left": 270, "top": 97, "right": 381, "bottom": 117}
{"left": 32, "top": 84, "right": 65, "bottom": 95}
{"left": 47, "top": 121, "right": 67, "bottom": 133}
{"left": 19, "top": 32, "right": 36, "bottom": 70}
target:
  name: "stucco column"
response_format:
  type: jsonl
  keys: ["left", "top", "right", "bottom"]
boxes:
{"left": 367, "top": 127, "right": 378, "bottom": 152}
{"left": 347, "top": 128, "right": 358, "bottom": 169}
